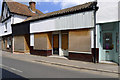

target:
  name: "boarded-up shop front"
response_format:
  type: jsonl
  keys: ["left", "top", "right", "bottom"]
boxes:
{"left": 30, "top": 32, "right": 52, "bottom": 56}
{"left": 69, "top": 29, "right": 93, "bottom": 62}
{"left": 29, "top": 2, "right": 97, "bottom": 62}
{"left": 14, "top": 35, "right": 30, "bottom": 53}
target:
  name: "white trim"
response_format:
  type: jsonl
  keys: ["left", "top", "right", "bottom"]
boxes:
{"left": 30, "top": 34, "right": 34, "bottom": 46}
{"left": 59, "top": 31, "right": 64, "bottom": 56}
{"left": 69, "top": 51, "right": 91, "bottom": 54}
{"left": 91, "top": 29, "right": 94, "bottom": 48}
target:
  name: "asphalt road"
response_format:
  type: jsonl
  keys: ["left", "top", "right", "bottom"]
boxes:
{"left": 1, "top": 56, "right": 118, "bottom": 79}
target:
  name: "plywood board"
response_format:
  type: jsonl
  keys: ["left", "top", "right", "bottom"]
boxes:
{"left": 34, "top": 33, "right": 47, "bottom": 50}
{"left": 14, "top": 36, "right": 24, "bottom": 52}
{"left": 69, "top": 29, "right": 91, "bottom": 52}
{"left": 24, "top": 35, "right": 30, "bottom": 53}
{"left": 62, "top": 34, "right": 68, "bottom": 50}
{"left": 47, "top": 33, "right": 52, "bottom": 49}
{"left": 53, "top": 34, "right": 59, "bottom": 49}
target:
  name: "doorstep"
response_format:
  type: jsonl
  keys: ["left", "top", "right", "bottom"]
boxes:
{"left": 99, "top": 61, "right": 118, "bottom": 65}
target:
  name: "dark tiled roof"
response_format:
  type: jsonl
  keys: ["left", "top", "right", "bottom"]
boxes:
{"left": 24, "top": 1, "right": 97, "bottom": 22}
{"left": 5, "top": 0, "right": 44, "bottom": 17}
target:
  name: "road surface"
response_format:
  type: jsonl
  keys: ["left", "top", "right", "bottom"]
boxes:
{"left": 1, "top": 55, "right": 118, "bottom": 79}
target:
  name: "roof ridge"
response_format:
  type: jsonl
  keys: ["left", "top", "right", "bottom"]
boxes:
{"left": 25, "top": 1, "right": 96, "bottom": 21}
{"left": 45, "top": 1, "right": 95, "bottom": 15}
{"left": 5, "top": 0, "right": 29, "bottom": 7}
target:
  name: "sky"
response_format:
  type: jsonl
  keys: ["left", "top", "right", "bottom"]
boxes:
{"left": 0, "top": 0, "right": 96, "bottom": 15}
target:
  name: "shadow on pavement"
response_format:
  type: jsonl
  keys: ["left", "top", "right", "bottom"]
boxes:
{"left": 1, "top": 68, "right": 28, "bottom": 80}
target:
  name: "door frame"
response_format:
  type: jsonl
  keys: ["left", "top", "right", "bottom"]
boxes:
{"left": 52, "top": 32, "right": 59, "bottom": 55}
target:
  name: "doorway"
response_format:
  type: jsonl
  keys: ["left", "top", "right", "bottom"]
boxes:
{"left": 53, "top": 34, "right": 59, "bottom": 55}
{"left": 100, "top": 22, "right": 119, "bottom": 63}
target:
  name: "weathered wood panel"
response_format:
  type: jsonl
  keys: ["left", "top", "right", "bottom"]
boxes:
{"left": 47, "top": 33, "right": 52, "bottom": 49}
{"left": 34, "top": 33, "right": 52, "bottom": 50}
{"left": 14, "top": 36, "right": 24, "bottom": 52}
{"left": 62, "top": 34, "right": 68, "bottom": 50}
{"left": 34, "top": 33, "right": 47, "bottom": 50}
{"left": 69, "top": 29, "right": 91, "bottom": 52}
{"left": 24, "top": 35, "right": 30, "bottom": 53}
{"left": 53, "top": 34, "right": 59, "bottom": 49}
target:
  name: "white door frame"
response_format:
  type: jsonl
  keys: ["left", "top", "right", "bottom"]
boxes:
{"left": 52, "top": 31, "right": 63, "bottom": 56}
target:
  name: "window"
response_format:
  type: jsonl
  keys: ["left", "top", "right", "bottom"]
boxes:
{"left": 103, "top": 33, "right": 113, "bottom": 50}
{"left": 4, "top": 22, "right": 7, "bottom": 32}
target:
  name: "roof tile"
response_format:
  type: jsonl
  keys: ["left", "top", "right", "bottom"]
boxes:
{"left": 24, "top": 1, "right": 97, "bottom": 22}
{"left": 5, "top": 0, "right": 43, "bottom": 16}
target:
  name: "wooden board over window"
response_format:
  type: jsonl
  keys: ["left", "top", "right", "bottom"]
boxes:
{"left": 47, "top": 33, "right": 52, "bottom": 50}
{"left": 53, "top": 34, "right": 59, "bottom": 49}
{"left": 69, "top": 29, "right": 91, "bottom": 52}
{"left": 34, "top": 33, "right": 52, "bottom": 50}
{"left": 14, "top": 36, "right": 24, "bottom": 52}
{"left": 62, "top": 33, "right": 68, "bottom": 50}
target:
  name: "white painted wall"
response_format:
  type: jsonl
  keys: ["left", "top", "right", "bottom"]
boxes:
{"left": 30, "top": 18, "right": 56, "bottom": 33}
{"left": 12, "top": 14, "right": 27, "bottom": 24}
{"left": 97, "top": 0, "right": 119, "bottom": 23}
{"left": 0, "top": 18, "right": 12, "bottom": 37}
{"left": 118, "top": 1, "right": 120, "bottom": 21}
{"left": 0, "top": 14, "right": 27, "bottom": 37}
{"left": 30, "top": 34, "right": 34, "bottom": 46}
{"left": 30, "top": 11, "right": 94, "bottom": 33}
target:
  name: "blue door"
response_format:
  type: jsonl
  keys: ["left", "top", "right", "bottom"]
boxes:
{"left": 102, "top": 32, "right": 114, "bottom": 61}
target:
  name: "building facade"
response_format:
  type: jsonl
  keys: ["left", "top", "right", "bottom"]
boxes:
{"left": 0, "top": 0, "right": 43, "bottom": 53}
{"left": 12, "top": 2, "right": 98, "bottom": 62}
{"left": 96, "top": 0, "right": 120, "bottom": 63}
{"left": 1, "top": 0, "right": 120, "bottom": 64}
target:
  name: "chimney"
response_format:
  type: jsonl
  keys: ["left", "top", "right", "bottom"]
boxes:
{"left": 29, "top": 1, "right": 36, "bottom": 12}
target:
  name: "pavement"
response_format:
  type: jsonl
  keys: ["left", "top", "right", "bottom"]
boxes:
{"left": 1, "top": 50, "right": 119, "bottom": 74}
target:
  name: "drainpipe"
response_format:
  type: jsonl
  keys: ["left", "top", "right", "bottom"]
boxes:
{"left": 93, "top": 1, "right": 97, "bottom": 63}
{"left": 118, "top": 22, "right": 120, "bottom": 66}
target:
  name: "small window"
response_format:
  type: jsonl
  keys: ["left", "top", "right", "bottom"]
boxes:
{"left": 4, "top": 23, "right": 7, "bottom": 32}
{"left": 103, "top": 33, "right": 113, "bottom": 50}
